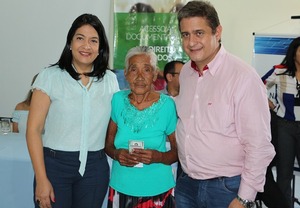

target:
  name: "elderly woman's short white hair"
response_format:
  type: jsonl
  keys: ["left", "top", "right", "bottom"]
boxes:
{"left": 124, "top": 46, "right": 158, "bottom": 73}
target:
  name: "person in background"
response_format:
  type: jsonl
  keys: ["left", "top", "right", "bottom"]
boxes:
{"left": 105, "top": 46, "right": 177, "bottom": 208}
{"left": 174, "top": 1, "right": 275, "bottom": 208}
{"left": 26, "top": 13, "right": 119, "bottom": 208}
{"left": 262, "top": 37, "right": 300, "bottom": 207}
{"left": 12, "top": 74, "right": 38, "bottom": 134}
{"left": 169, "top": 3, "right": 184, "bottom": 13}
{"left": 163, "top": 60, "right": 184, "bottom": 180}
{"left": 163, "top": 60, "right": 184, "bottom": 97}
{"left": 129, "top": 2, "right": 155, "bottom": 13}
{"left": 255, "top": 68, "right": 290, "bottom": 207}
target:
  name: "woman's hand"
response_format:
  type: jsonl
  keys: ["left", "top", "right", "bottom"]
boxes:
{"left": 131, "top": 149, "right": 162, "bottom": 164}
{"left": 268, "top": 99, "right": 276, "bottom": 111}
{"left": 35, "top": 178, "right": 55, "bottom": 208}
{"left": 130, "top": 131, "right": 178, "bottom": 165}
{"left": 115, "top": 149, "right": 140, "bottom": 167}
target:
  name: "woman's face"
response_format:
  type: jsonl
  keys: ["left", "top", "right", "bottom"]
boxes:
{"left": 125, "top": 54, "right": 157, "bottom": 95}
{"left": 70, "top": 24, "right": 99, "bottom": 69}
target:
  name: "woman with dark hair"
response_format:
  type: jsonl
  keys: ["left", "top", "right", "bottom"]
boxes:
{"left": 26, "top": 13, "right": 119, "bottom": 208}
{"left": 262, "top": 37, "right": 300, "bottom": 207}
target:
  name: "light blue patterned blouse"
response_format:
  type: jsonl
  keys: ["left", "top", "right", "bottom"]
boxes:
{"left": 12, "top": 110, "right": 29, "bottom": 134}
{"left": 32, "top": 66, "right": 119, "bottom": 175}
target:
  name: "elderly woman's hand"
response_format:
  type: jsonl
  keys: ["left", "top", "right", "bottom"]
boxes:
{"left": 132, "top": 149, "right": 162, "bottom": 164}
{"left": 115, "top": 149, "right": 140, "bottom": 167}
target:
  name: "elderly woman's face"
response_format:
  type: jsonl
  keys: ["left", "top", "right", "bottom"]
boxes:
{"left": 125, "top": 54, "right": 157, "bottom": 95}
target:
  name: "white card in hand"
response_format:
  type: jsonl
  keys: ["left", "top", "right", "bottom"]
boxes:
{"left": 128, "top": 140, "right": 144, "bottom": 167}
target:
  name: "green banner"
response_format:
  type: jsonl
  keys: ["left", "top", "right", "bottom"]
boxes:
{"left": 113, "top": 13, "right": 189, "bottom": 70}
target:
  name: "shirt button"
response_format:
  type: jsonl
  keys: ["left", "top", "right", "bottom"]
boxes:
{"left": 195, "top": 95, "right": 199, "bottom": 99}
{"left": 191, "top": 115, "right": 194, "bottom": 119}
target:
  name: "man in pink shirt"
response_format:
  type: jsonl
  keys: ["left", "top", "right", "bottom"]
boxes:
{"left": 174, "top": 1, "right": 275, "bottom": 208}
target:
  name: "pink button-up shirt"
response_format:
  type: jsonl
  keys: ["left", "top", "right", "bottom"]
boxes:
{"left": 175, "top": 45, "right": 275, "bottom": 201}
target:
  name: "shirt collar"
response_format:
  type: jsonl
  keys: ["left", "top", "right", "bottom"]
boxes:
{"left": 191, "top": 61, "right": 209, "bottom": 77}
{"left": 189, "top": 44, "right": 225, "bottom": 77}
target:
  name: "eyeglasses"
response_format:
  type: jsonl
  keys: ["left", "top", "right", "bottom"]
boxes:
{"left": 296, "top": 80, "right": 300, "bottom": 98}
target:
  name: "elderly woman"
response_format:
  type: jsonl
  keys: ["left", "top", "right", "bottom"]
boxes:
{"left": 105, "top": 46, "right": 177, "bottom": 208}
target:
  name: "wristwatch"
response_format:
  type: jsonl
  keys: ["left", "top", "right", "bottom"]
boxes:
{"left": 236, "top": 195, "right": 255, "bottom": 208}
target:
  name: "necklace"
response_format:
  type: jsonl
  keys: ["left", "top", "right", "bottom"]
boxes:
{"left": 78, "top": 73, "right": 86, "bottom": 77}
{"left": 72, "top": 64, "right": 92, "bottom": 76}
{"left": 123, "top": 91, "right": 165, "bottom": 133}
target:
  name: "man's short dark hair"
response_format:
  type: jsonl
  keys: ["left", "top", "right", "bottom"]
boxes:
{"left": 163, "top": 60, "right": 184, "bottom": 82}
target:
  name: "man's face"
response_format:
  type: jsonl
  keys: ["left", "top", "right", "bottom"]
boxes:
{"left": 180, "top": 16, "right": 222, "bottom": 69}
{"left": 172, "top": 62, "right": 183, "bottom": 89}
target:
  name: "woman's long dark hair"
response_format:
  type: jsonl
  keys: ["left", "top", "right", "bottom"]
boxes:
{"left": 280, "top": 37, "right": 300, "bottom": 77}
{"left": 51, "top": 13, "right": 110, "bottom": 81}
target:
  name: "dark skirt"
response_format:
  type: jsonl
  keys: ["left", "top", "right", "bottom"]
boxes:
{"left": 107, "top": 187, "right": 175, "bottom": 208}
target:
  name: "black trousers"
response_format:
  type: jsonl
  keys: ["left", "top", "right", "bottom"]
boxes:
{"left": 256, "top": 111, "right": 289, "bottom": 208}
{"left": 256, "top": 165, "right": 289, "bottom": 208}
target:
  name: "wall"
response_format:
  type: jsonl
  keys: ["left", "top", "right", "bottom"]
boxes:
{"left": 210, "top": 0, "right": 300, "bottom": 64}
{"left": 1, "top": 0, "right": 300, "bottom": 116}
{"left": 0, "top": 0, "right": 112, "bottom": 116}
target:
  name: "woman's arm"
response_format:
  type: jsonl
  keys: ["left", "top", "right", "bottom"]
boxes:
{"left": 12, "top": 122, "right": 19, "bottom": 133}
{"left": 105, "top": 119, "right": 139, "bottom": 167}
{"left": 26, "top": 90, "right": 55, "bottom": 207}
{"left": 161, "top": 132, "right": 178, "bottom": 165}
{"left": 104, "top": 119, "right": 118, "bottom": 159}
{"left": 268, "top": 99, "right": 276, "bottom": 110}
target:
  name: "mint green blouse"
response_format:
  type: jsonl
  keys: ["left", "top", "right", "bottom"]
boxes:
{"left": 109, "top": 90, "right": 177, "bottom": 196}
{"left": 32, "top": 66, "right": 119, "bottom": 175}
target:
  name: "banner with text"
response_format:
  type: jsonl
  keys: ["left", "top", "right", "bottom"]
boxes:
{"left": 113, "top": 0, "right": 189, "bottom": 71}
